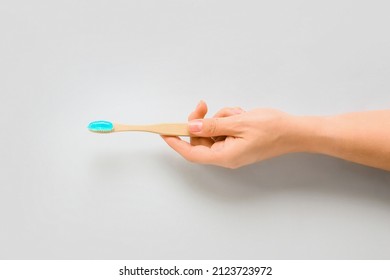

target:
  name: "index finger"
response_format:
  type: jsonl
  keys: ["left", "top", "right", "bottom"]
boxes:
{"left": 161, "top": 135, "right": 219, "bottom": 164}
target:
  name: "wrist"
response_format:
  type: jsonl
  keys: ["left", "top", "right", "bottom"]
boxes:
{"left": 285, "top": 115, "right": 333, "bottom": 154}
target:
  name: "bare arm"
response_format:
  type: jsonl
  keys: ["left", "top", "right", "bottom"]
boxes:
{"left": 297, "top": 110, "right": 390, "bottom": 171}
{"left": 162, "top": 101, "right": 390, "bottom": 171}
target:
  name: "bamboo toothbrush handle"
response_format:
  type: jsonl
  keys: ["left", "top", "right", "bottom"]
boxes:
{"left": 114, "top": 123, "right": 190, "bottom": 136}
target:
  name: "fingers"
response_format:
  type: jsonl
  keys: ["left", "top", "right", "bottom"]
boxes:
{"left": 161, "top": 135, "right": 218, "bottom": 164}
{"left": 188, "top": 101, "right": 214, "bottom": 147}
{"left": 188, "top": 100, "right": 208, "bottom": 121}
{"left": 211, "top": 107, "right": 245, "bottom": 142}
{"left": 188, "top": 116, "right": 240, "bottom": 137}
{"left": 161, "top": 102, "right": 246, "bottom": 167}
{"left": 213, "top": 107, "right": 245, "bottom": 118}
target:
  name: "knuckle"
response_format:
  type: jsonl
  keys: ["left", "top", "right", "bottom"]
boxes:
{"left": 206, "top": 119, "right": 218, "bottom": 135}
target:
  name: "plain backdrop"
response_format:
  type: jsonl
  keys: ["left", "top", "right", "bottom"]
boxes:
{"left": 1, "top": 0, "right": 390, "bottom": 259}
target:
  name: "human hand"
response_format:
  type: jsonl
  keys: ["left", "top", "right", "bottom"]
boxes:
{"left": 161, "top": 101, "right": 302, "bottom": 168}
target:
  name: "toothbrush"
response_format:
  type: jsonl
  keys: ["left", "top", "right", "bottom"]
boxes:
{"left": 88, "top": 120, "right": 190, "bottom": 136}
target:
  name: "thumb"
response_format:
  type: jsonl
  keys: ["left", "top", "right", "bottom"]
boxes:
{"left": 188, "top": 117, "right": 238, "bottom": 137}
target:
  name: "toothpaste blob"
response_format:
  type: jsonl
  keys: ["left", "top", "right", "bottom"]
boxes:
{"left": 88, "top": 120, "right": 114, "bottom": 132}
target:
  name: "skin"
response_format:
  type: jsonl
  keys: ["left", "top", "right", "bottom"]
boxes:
{"left": 161, "top": 101, "right": 390, "bottom": 171}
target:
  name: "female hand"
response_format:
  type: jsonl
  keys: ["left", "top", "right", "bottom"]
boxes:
{"left": 161, "top": 101, "right": 301, "bottom": 168}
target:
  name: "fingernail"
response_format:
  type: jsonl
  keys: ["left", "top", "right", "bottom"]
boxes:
{"left": 188, "top": 120, "right": 203, "bottom": 132}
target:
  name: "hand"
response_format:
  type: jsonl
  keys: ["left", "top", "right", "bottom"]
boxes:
{"left": 161, "top": 101, "right": 300, "bottom": 169}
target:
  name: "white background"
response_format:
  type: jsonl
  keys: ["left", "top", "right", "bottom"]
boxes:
{"left": 1, "top": 0, "right": 390, "bottom": 259}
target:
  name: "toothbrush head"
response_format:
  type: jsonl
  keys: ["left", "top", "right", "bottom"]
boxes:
{"left": 88, "top": 120, "right": 114, "bottom": 133}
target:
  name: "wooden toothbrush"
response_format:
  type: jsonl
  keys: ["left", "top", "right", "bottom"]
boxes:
{"left": 88, "top": 120, "right": 189, "bottom": 136}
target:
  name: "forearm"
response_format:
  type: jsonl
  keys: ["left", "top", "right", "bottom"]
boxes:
{"left": 291, "top": 110, "right": 390, "bottom": 171}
